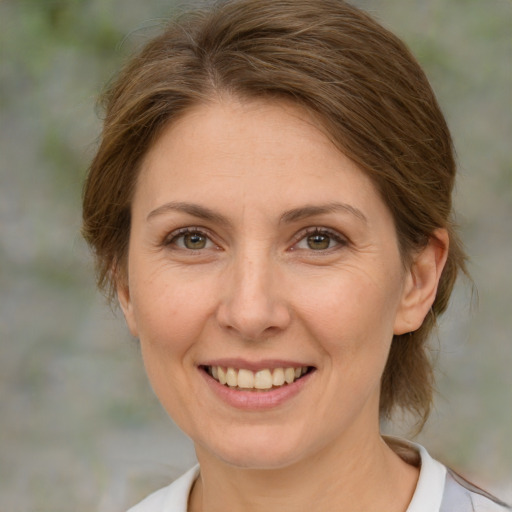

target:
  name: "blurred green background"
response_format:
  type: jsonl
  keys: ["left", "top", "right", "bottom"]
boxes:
{"left": 0, "top": 0, "right": 510, "bottom": 510}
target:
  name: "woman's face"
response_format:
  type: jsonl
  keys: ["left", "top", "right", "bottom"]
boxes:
{"left": 119, "top": 97, "right": 423, "bottom": 469}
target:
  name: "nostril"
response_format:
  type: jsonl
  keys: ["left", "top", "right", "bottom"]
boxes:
{"left": 216, "top": 300, "right": 292, "bottom": 341}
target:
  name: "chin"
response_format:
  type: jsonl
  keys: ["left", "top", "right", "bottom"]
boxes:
{"left": 197, "top": 428, "right": 308, "bottom": 470}
{"left": 219, "top": 449, "right": 303, "bottom": 470}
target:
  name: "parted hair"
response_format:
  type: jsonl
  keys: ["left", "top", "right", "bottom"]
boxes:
{"left": 82, "top": 0, "right": 468, "bottom": 427}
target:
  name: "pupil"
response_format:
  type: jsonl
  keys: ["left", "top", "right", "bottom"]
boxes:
{"left": 185, "top": 233, "right": 206, "bottom": 249}
{"left": 308, "top": 234, "right": 330, "bottom": 250}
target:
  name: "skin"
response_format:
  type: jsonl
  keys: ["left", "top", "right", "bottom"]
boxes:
{"left": 118, "top": 97, "right": 448, "bottom": 512}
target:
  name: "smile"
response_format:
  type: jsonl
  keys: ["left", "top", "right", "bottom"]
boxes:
{"left": 203, "top": 365, "right": 313, "bottom": 391}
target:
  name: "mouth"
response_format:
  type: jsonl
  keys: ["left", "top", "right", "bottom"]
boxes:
{"left": 201, "top": 365, "right": 314, "bottom": 391}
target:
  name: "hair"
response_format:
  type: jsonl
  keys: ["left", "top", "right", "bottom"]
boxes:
{"left": 82, "top": 0, "right": 468, "bottom": 428}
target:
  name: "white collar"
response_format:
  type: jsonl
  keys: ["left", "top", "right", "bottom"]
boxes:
{"left": 162, "top": 465, "right": 199, "bottom": 511}
{"left": 130, "top": 438, "right": 447, "bottom": 511}
{"left": 384, "top": 437, "right": 447, "bottom": 512}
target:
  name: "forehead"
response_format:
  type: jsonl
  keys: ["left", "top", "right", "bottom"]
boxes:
{"left": 142, "top": 97, "right": 337, "bottom": 172}
{"left": 137, "top": 97, "right": 377, "bottom": 206}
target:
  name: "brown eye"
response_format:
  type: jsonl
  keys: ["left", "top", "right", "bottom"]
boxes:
{"left": 307, "top": 233, "right": 331, "bottom": 250}
{"left": 167, "top": 229, "right": 214, "bottom": 250}
{"left": 183, "top": 232, "right": 208, "bottom": 250}
{"left": 292, "top": 228, "right": 346, "bottom": 252}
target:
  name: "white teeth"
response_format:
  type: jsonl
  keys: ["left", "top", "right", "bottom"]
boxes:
{"left": 284, "top": 367, "right": 295, "bottom": 384}
{"left": 237, "top": 369, "right": 255, "bottom": 389}
{"left": 254, "top": 369, "right": 273, "bottom": 389}
{"left": 207, "top": 365, "right": 310, "bottom": 390}
{"left": 272, "top": 367, "right": 285, "bottom": 386}
{"left": 218, "top": 366, "right": 227, "bottom": 385}
{"left": 226, "top": 367, "right": 238, "bottom": 387}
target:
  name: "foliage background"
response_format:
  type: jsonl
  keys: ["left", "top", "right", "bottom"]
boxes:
{"left": 1, "top": 0, "right": 510, "bottom": 510}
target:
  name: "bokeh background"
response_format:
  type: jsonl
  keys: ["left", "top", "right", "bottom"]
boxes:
{"left": 1, "top": 0, "right": 511, "bottom": 510}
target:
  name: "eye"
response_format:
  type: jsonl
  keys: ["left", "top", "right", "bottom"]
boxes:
{"left": 166, "top": 228, "right": 216, "bottom": 250}
{"left": 293, "top": 228, "right": 346, "bottom": 251}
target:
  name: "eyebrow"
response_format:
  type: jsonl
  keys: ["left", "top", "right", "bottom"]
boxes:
{"left": 146, "top": 200, "right": 367, "bottom": 225}
{"left": 280, "top": 202, "right": 367, "bottom": 224}
{"left": 146, "top": 201, "right": 232, "bottom": 226}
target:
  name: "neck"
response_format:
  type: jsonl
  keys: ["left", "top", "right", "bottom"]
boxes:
{"left": 188, "top": 431, "right": 419, "bottom": 512}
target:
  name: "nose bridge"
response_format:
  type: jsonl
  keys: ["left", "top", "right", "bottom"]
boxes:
{"left": 235, "top": 246, "right": 274, "bottom": 309}
{"left": 217, "top": 241, "right": 290, "bottom": 339}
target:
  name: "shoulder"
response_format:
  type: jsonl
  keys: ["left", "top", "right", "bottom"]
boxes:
{"left": 440, "top": 467, "right": 511, "bottom": 512}
{"left": 384, "top": 436, "right": 511, "bottom": 512}
{"left": 127, "top": 465, "right": 200, "bottom": 512}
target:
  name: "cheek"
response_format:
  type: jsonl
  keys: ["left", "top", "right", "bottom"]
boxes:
{"left": 131, "top": 272, "right": 219, "bottom": 418}
{"left": 131, "top": 267, "right": 219, "bottom": 347}
{"left": 292, "top": 268, "right": 402, "bottom": 362}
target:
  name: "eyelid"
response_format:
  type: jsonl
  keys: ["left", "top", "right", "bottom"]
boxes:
{"left": 164, "top": 226, "right": 219, "bottom": 249}
{"left": 162, "top": 225, "right": 348, "bottom": 251}
{"left": 290, "top": 226, "right": 348, "bottom": 251}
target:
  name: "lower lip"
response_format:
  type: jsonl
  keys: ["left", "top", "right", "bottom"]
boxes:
{"left": 200, "top": 369, "right": 314, "bottom": 411}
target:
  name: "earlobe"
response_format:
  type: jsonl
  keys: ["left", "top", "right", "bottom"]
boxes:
{"left": 394, "top": 229, "right": 449, "bottom": 335}
{"left": 117, "top": 278, "right": 139, "bottom": 337}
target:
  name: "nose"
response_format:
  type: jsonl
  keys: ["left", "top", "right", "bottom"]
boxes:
{"left": 216, "top": 251, "right": 291, "bottom": 341}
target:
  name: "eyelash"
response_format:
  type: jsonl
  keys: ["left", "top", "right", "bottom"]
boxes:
{"left": 164, "top": 226, "right": 348, "bottom": 253}
{"left": 291, "top": 227, "right": 348, "bottom": 252}
{"left": 164, "top": 227, "right": 218, "bottom": 250}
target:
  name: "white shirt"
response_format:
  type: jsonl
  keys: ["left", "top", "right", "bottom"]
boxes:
{"left": 127, "top": 439, "right": 510, "bottom": 512}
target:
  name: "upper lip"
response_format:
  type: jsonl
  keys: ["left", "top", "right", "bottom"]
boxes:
{"left": 199, "top": 358, "right": 313, "bottom": 372}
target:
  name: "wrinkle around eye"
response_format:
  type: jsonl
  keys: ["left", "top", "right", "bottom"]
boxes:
{"left": 172, "top": 232, "right": 214, "bottom": 250}
{"left": 151, "top": 227, "right": 226, "bottom": 266}
{"left": 290, "top": 228, "right": 349, "bottom": 253}
{"left": 162, "top": 226, "right": 222, "bottom": 251}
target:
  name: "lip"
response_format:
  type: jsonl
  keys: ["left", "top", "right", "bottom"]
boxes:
{"left": 198, "top": 362, "right": 315, "bottom": 411}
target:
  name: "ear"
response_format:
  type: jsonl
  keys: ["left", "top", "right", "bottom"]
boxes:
{"left": 394, "top": 228, "right": 449, "bottom": 335}
{"left": 116, "top": 275, "right": 139, "bottom": 337}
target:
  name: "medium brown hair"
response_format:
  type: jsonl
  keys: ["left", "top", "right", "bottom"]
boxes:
{"left": 82, "top": 0, "right": 467, "bottom": 427}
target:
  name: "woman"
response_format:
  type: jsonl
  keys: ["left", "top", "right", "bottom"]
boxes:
{"left": 82, "top": 0, "right": 510, "bottom": 510}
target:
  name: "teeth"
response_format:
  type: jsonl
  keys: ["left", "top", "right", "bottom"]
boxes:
{"left": 237, "top": 369, "right": 254, "bottom": 389}
{"left": 226, "top": 367, "right": 238, "bottom": 387}
{"left": 284, "top": 367, "right": 295, "bottom": 384}
{"left": 218, "top": 366, "right": 227, "bottom": 385}
{"left": 254, "top": 369, "right": 273, "bottom": 389}
{"left": 272, "top": 367, "right": 285, "bottom": 386}
{"left": 207, "top": 365, "right": 310, "bottom": 390}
